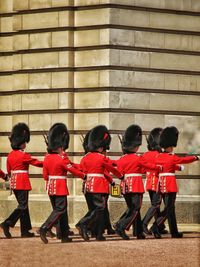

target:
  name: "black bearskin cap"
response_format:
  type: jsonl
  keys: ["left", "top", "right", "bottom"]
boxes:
{"left": 82, "top": 130, "right": 91, "bottom": 154}
{"left": 122, "top": 124, "right": 142, "bottom": 153}
{"left": 9, "top": 123, "right": 30, "bottom": 150}
{"left": 159, "top": 126, "right": 179, "bottom": 148}
{"left": 48, "top": 123, "right": 69, "bottom": 152}
{"left": 147, "top": 127, "right": 163, "bottom": 152}
{"left": 87, "top": 125, "right": 111, "bottom": 152}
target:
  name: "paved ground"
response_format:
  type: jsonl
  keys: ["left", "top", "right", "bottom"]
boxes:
{"left": 0, "top": 226, "right": 199, "bottom": 267}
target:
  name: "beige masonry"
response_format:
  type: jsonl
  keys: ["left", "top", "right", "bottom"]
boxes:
{"left": 0, "top": 0, "right": 199, "bottom": 225}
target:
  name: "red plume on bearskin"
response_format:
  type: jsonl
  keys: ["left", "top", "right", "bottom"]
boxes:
{"left": 87, "top": 125, "right": 111, "bottom": 151}
{"left": 159, "top": 126, "right": 179, "bottom": 148}
{"left": 122, "top": 124, "right": 142, "bottom": 153}
{"left": 147, "top": 127, "right": 163, "bottom": 152}
{"left": 48, "top": 123, "right": 69, "bottom": 152}
{"left": 9, "top": 123, "right": 30, "bottom": 150}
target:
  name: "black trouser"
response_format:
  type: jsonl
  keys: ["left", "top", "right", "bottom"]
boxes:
{"left": 103, "top": 194, "right": 113, "bottom": 231}
{"left": 143, "top": 190, "right": 163, "bottom": 227}
{"left": 154, "top": 192, "right": 178, "bottom": 235}
{"left": 78, "top": 193, "right": 106, "bottom": 237}
{"left": 117, "top": 193, "right": 143, "bottom": 235}
{"left": 4, "top": 190, "right": 32, "bottom": 234}
{"left": 41, "top": 195, "right": 68, "bottom": 238}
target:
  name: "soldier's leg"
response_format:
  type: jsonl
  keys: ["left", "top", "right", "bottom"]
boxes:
{"left": 104, "top": 194, "right": 115, "bottom": 234}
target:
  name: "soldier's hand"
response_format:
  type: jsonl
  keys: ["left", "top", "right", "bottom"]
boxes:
{"left": 4, "top": 174, "right": 9, "bottom": 181}
{"left": 119, "top": 175, "right": 124, "bottom": 180}
{"left": 195, "top": 156, "right": 200, "bottom": 160}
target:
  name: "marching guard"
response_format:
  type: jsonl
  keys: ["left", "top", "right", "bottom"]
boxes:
{"left": 151, "top": 126, "right": 199, "bottom": 238}
{"left": 76, "top": 125, "right": 122, "bottom": 241}
{"left": 0, "top": 123, "right": 43, "bottom": 238}
{"left": 39, "top": 123, "right": 86, "bottom": 244}
{"left": 115, "top": 125, "right": 162, "bottom": 240}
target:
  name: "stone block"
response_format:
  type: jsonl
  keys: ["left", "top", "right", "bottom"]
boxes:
{"left": 13, "top": 54, "right": 21, "bottom": 70}
{"left": 164, "top": 73, "right": 179, "bottom": 90}
{"left": 135, "top": 31, "right": 165, "bottom": 48}
{"left": 74, "top": 91, "right": 109, "bottom": 108}
{"left": 0, "top": 0, "right": 13, "bottom": 13}
{"left": 99, "top": 70, "right": 110, "bottom": 87}
{"left": 75, "top": 49, "right": 109, "bottom": 67}
{"left": 109, "top": 70, "right": 134, "bottom": 87}
{"left": 0, "top": 95, "right": 12, "bottom": 111}
{"left": 134, "top": 0, "right": 165, "bottom": 9}
{"left": 29, "top": 72, "right": 52, "bottom": 89}
{"left": 30, "top": 178, "right": 46, "bottom": 194}
{"left": 0, "top": 76, "right": 13, "bottom": 91}
{"left": 164, "top": 0, "right": 191, "bottom": 11}
{"left": 22, "top": 12, "right": 59, "bottom": 30}
{"left": 74, "top": 113, "right": 100, "bottom": 130}
{"left": 109, "top": 113, "right": 135, "bottom": 130}
{"left": 59, "top": 51, "right": 72, "bottom": 67}
{"left": 22, "top": 52, "right": 59, "bottom": 69}
{"left": 0, "top": 56, "right": 12, "bottom": 71}
{"left": 21, "top": 93, "right": 59, "bottom": 110}
{"left": 13, "top": 15, "right": 22, "bottom": 31}
{"left": 110, "top": 28, "right": 134, "bottom": 46}
{"left": 0, "top": 36, "right": 13, "bottom": 52}
{"left": 26, "top": 135, "right": 46, "bottom": 153}
{"left": 135, "top": 114, "right": 165, "bottom": 130}
{"left": 12, "top": 115, "right": 29, "bottom": 125}
{"left": 0, "top": 137, "right": 10, "bottom": 152}
{"left": 12, "top": 94, "right": 22, "bottom": 111}
{"left": 51, "top": 113, "right": 74, "bottom": 129}
{"left": 150, "top": 93, "right": 200, "bottom": 113}
{"left": 58, "top": 92, "right": 74, "bottom": 108}
{"left": 52, "top": 71, "right": 73, "bottom": 88}
{"left": 29, "top": 33, "right": 51, "bottom": 49}
{"left": 150, "top": 12, "right": 200, "bottom": 31}
{"left": 74, "top": 29, "right": 100, "bottom": 47}
{"left": 165, "top": 33, "right": 193, "bottom": 51}
{"left": 13, "top": 35, "right": 29, "bottom": 51}
{"left": 99, "top": 29, "right": 110, "bottom": 45}
{"left": 119, "top": 50, "right": 150, "bottom": 68}
{"left": 191, "top": 0, "right": 200, "bottom": 11}
{"left": 13, "top": 0, "right": 29, "bottom": 10}
{"left": 192, "top": 36, "right": 200, "bottom": 52}
{"left": 59, "top": 11, "right": 72, "bottom": 27}
{"left": 134, "top": 71, "right": 165, "bottom": 89}
{"left": 111, "top": 9, "right": 150, "bottom": 27}
{"left": 0, "top": 116, "right": 12, "bottom": 131}
{"left": 29, "top": 114, "right": 51, "bottom": 131}
{"left": 150, "top": 53, "right": 200, "bottom": 71}
{"left": 52, "top": 0, "right": 72, "bottom": 7}
{"left": 52, "top": 31, "right": 71, "bottom": 47}
{"left": 75, "top": 70, "right": 99, "bottom": 88}
{"left": 75, "top": 8, "right": 109, "bottom": 26}
{"left": 29, "top": 0, "right": 51, "bottom": 9}
{"left": 0, "top": 17, "right": 13, "bottom": 32}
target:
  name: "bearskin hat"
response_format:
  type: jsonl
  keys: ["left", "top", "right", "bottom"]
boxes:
{"left": 159, "top": 126, "right": 179, "bottom": 148}
{"left": 9, "top": 123, "right": 30, "bottom": 150}
{"left": 122, "top": 124, "right": 142, "bottom": 153}
{"left": 87, "top": 125, "right": 111, "bottom": 152}
{"left": 48, "top": 123, "right": 70, "bottom": 152}
{"left": 147, "top": 127, "right": 163, "bottom": 152}
{"left": 82, "top": 130, "right": 91, "bottom": 154}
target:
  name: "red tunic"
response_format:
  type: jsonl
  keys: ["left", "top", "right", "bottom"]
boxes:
{"left": 43, "top": 153, "right": 85, "bottom": 196}
{"left": 0, "top": 169, "right": 6, "bottom": 179}
{"left": 156, "top": 153, "right": 197, "bottom": 193}
{"left": 80, "top": 152, "right": 122, "bottom": 193}
{"left": 7, "top": 150, "right": 43, "bottom": 190}
{"left": 116, "top": 153, "right": 159, "bottom": 194}
{"left": 142, "top": 151, "right": 181, "bottom": 192}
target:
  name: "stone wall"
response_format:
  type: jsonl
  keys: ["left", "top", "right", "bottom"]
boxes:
{"left": 0, "top": 0, "right": 199, "bottom": 225}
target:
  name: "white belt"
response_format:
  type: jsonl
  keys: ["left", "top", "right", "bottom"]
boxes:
{"left": 124, "top": 173, "right": 142, "bottom": 178}
{"left": 48, "top": 175, "right": 67, "bottom": 180}
{"left": 12, "top": 170, "right": 28, "bottom": 174}
{"left": 159, "top": 173, "right": 175, "bottom": 177}
{"left": 87, "top": 173, "right": 104, "bottom": 178}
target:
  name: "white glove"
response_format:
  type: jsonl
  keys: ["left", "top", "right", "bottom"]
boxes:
{"left": 180, "top": 165, "right": 184, "bottom": 171}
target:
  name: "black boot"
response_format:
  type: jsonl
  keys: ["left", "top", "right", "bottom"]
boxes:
{"left": 171, "top": 232, "right": 183, "bottom": 238}
{"left": 137, "top": 232, "right": 146, "bottom": 239}
{"left": 21, "top": 231, "right": 35, "bottom": 238}
{"left": 107, "top": 227, "right": 115, "bottom": 235}
{"left": 78, "top": 224, "right": 89, "bottom": 241}
{"left": 115, "top": 228, "right": 130, "bottom": 240}
{"left": 0, "top": 222, "right": 12, "bottom": 239}
{"left": 96, "top": 235, "right": 106, "bottom": 241}
{"left": 61, "top": 236, "right": 72, "bottom": 243}
{"left": 151, "top": 224, "right": 161, "bottom": 239}
{"left": 143, "top": 224, "right": 152, "bottom": 235}
{"left": 39, "top": 227, "right": 48, "bottom": 244}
